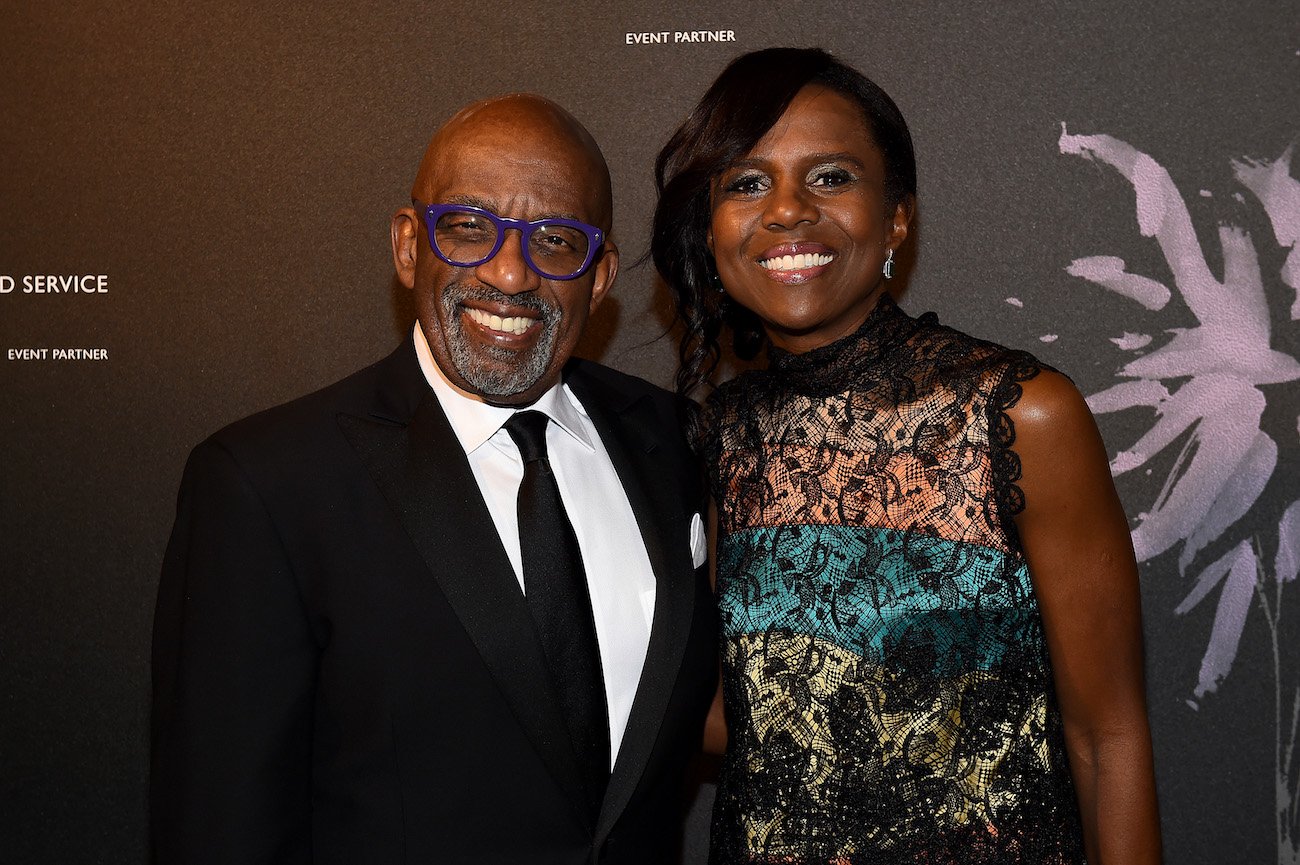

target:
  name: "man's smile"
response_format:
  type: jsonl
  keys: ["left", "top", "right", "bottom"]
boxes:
{"left": 463, "top": 306, "right": 540, "bottom": 337}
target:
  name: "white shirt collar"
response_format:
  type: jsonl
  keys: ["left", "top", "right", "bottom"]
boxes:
{"left": 412, "top": 322, "right": 595, "bottom": 457}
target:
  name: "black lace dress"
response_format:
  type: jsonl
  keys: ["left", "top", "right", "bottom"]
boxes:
{"left": 704, "top": 296, "right": 1085, "bottom": 864}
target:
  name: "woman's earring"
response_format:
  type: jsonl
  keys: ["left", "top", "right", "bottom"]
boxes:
{"left": 711, "top": 271, "right": 726, "bottom": 294}
{"left": 882, "top": 248, "right": 894, "bottom": 280}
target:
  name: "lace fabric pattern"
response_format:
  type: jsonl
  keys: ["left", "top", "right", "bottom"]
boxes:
{"left": 704, "top": 296, "right": 1085, "bottom": 864}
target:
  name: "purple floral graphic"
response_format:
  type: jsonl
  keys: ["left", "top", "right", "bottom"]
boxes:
{"left": 1058, "top": 128, "right": 1299, "bottom": 862}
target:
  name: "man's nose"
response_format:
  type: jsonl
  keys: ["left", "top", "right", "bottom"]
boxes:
{"left": 474, "top": 229, "right": 541, "bottom": 295}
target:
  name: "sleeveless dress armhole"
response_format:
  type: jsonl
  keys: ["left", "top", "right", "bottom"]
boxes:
{"left": 985, "top": 351, "right": 1048, "bottom": 558}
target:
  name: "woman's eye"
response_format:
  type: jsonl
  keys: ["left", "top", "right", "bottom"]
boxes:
{"left": 810, "top": 168, "right": 855, "bottom": 189}
{"left": 723, "top": 173, "right": 767, "bottom": 195}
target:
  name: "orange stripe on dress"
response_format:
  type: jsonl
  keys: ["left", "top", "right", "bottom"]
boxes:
{"left": 716, "top": 443, "right": 1015, "bottom": 553}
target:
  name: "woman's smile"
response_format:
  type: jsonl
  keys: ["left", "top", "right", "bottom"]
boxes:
{"left": 755, "top": 242, "right": 837, "bottom": 283}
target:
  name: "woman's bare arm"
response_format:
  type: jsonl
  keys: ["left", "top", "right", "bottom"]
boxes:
{"left": 1009, "top": 369, "right": 1162, "bottom": 864}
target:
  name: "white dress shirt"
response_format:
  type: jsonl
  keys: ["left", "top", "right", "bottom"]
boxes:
{"left": 414, "top": 324, "right": 656, "bottom": 768}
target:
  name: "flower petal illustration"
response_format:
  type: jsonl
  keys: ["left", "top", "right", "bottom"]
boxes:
{"left": 1086, "top": 379, "right": 1171, "bottom": 416}
{"left": 1066, "top": 255, "right": 1171, "bottom": 309}
{"left": 1059, "top": 127, "right": 1217, "bottom": 299}
{"left": 1126, "top": 379, "right": 1264, "bottom": 562}
{"left": 1178, "top": 431, "right": 1277, "bottom": 574}
{"left": 1276, "top": 499, "right": 1300, "bottom": 584}
{"left": 1110, "top": 332, "right": 1153, "bottom": 351}
{"left": 1233, "top": 143, "right": 1300, "bottom": 311}
{"left": 1174, "top": 540, "right": 1258, "bottom": 699}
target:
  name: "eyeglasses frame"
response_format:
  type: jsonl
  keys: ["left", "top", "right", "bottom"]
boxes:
{"left": 413, "top": 201, "right": 605, "bottom": 281}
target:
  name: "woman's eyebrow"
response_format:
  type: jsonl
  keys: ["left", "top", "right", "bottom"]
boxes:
{"left": 722, "top": 152, "right": 869, "bottom": 172}
{"left": 720, "top": 158, "right": 766, "bottom": 173}
{"left": 805, "top": 152, "right": 867, "bottom": 168}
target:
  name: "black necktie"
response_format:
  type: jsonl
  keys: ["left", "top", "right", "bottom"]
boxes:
{"left": 503, "top": 411, "right": 609, "bottom": 815}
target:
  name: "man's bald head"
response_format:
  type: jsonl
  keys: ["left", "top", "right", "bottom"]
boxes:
{"left": 411, "top": 94, "right": 613, "bottom": 231}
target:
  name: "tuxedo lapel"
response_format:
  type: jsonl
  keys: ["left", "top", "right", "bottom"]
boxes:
{"left": 335, "top": 344, "right": 592, "bottom": 827}
{"left": 566, "top": 367, "right": 698, "bottom": 840}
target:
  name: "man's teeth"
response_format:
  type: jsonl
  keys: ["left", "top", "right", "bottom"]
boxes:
{"left": 759, "top": 252, "right": 835, "bottom": 272}
{"left": 466, "top": 307, "right": 536, "bottom": 335}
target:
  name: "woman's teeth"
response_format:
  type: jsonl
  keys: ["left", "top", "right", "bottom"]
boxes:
{"left": 466, "top": 307, "right": 535, "bottom": 335}
{"left": 759, "top": 252, "right": 835, "bottom": 272}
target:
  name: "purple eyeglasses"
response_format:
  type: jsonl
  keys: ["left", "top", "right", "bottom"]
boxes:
{"left": 414, "top": 202, "right": 605, "bottom": 281}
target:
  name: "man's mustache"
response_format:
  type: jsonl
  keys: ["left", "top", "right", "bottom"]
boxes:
{"left": 445, "top": 282, "right": 556, "bottom": 321}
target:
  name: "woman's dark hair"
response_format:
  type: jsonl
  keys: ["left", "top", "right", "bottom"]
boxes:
{"left": 651, "top": 46, "right": 917, "bottom": 410}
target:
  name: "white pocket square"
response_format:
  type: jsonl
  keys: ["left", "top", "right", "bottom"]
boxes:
{"left": 689, "top": 512, "right": 707, "bottom": 569}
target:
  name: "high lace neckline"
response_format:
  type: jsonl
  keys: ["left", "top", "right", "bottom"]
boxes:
{"left": 765, "top": 293, "right": 924, "bottom": 396}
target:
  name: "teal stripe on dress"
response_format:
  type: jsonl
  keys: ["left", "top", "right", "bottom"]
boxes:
{"left": 718, "top": 524, "right": 1041, "bottom": 675}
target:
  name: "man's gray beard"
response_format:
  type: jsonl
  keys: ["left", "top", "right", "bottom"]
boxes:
{"left": 439, "top": 283, "right": 560, "bottom": 398}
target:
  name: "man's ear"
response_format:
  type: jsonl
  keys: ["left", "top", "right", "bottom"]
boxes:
{"left": 588, "top": 240, "right": 619, "bottom": 314}
{"left": 391, "top": 207, "right": 419, "bottom": 289}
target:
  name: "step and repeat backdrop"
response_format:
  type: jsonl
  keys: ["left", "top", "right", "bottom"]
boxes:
{"left": 3, "top": 1, "right": 1296, "bottom": 861}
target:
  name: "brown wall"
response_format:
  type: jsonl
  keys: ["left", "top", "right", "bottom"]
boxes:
{"left": 3, "top": 2, "right": 1297, "bottom": 861}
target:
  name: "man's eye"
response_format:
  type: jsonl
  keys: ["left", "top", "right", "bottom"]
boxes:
{"left": 530, "top": 226, "right": 584, "bottom": 255}
{"left": 537, "top": 233, "right": 574, "bottom": 249}
{"left": 440, "top": 215, "right": 490, "bottom": 235}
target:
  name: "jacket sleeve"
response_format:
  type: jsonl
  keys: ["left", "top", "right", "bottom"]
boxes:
{"left": 151, "top": 439, "right": 317, "bottom": 865}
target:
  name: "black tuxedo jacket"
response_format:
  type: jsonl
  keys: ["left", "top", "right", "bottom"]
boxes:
{"left": 151, "top": 338, "right": 717, "bottom": 865}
